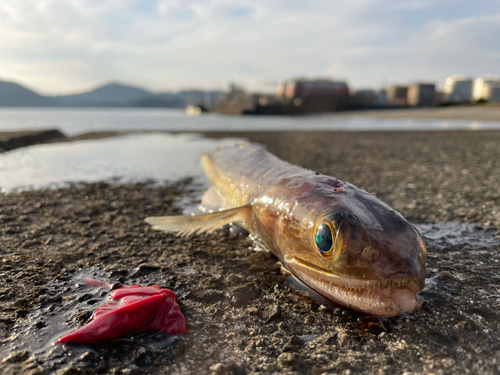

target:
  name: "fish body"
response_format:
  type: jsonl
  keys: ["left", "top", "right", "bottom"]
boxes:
{"left": 147, "top": 142, "right": 426, "bottom": 317}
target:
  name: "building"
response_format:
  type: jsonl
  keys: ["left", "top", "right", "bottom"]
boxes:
{"left": 276, "top": 78, "right": 349, "bottom": 112}
{"left": 443, "top": 75, "right": 473, "bottom": 103}
{"left": 377, "top": 89, "right": 387, "bottom": 106}
{"left": 472, "top": 76, "right": 500, "bottom": 102}
{"left": 407, "top": 83, "right": 436, "bottom": 107}
{"left": 483, "top": 84, "right": 500, "bottom": 103}
{"left": 386, "top": 85, "right": 408, "bottom": 106}
{"left": 352, "top": 89, "right": 378, "bottom": 106}
{"left": 278, "top": 79, "right": 349, "bottom": 100}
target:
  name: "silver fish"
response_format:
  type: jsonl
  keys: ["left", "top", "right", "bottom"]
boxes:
{"left": 146, "top": 142, "right": 426, "bottom": 317}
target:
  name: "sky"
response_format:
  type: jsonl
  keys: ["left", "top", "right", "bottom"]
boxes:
{"left": 1, "top": 0, "right": 500, "bottom": 95}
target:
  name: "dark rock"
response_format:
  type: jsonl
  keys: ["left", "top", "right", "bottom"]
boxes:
{"left": 0, "top": 129, "right": 66, "bottom": 152}
{"left": 283, "top": 335, "right": 303, "bottom": 352}
{"left": 190, "top": 290, "right": 226, "bottom": 304}
{"left": 231, "top": 284, "right": 260, "bottom": 307}
{"left": 324, "top": 334, "right": 338, "bottom": 345}
{"left": 74, "top": 310, "right": 93, "bottom": 325}
{"left": 265, "top": 305, "right": 281, "bottom": 323}
{"left": 77, "top": 293, "right": 92, "bottom": 302}
{"left": 131, "top": 263, "right": 161, "bottom": 277}
{"left": 1, "top": 350, "right": 30, "bottom": 363}
{"left": 38, "top": 294, "right": 51, "bottom": 305}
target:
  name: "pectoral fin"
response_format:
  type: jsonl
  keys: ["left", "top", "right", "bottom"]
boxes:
{"left": 145, "top": 204, "right": 252, "bottom": 237}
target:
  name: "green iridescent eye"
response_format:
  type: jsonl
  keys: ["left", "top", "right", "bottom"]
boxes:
{"left": 315, "top": 222, "right": 334, "bottom": 255}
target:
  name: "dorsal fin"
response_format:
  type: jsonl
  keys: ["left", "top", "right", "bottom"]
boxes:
{"left": 145, "top": 204, "right": 251, "bottom": 237}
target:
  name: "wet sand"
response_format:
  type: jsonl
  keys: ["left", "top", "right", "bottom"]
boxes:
{"left": 1, "top": 130, "right": 500, "bottom": 374}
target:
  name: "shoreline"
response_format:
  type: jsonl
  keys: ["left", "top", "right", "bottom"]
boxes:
{"left": 324, "top": 104, "right": 500, "bottom": 122}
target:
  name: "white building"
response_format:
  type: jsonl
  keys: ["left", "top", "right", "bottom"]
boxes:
{"left": 443, "top": 75, "right": 473, "bottom": 103}
{"left": 483, "top": 85, "right": 500, "bottom": 103}
{"left": 473, "top": 76, "right": 500, "bottom": 102}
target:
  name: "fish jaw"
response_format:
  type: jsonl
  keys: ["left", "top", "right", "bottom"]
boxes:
{"left": 285, "top": 255, "right": 424, "bottom": 317}
{"left": 320, "top": 282, "right": 422, "bottom": 317}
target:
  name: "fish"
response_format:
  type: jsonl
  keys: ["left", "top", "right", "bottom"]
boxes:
{"left": 146, "top": 142, "right": 427, "bottom": 317}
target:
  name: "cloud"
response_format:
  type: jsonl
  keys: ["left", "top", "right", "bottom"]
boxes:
{"left": 0, "top": 0, "right": 498, "bottom": 93}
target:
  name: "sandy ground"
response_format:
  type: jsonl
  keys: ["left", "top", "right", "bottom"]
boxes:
{"left": 1, "top": 130, "right": 500, "bottom": 374}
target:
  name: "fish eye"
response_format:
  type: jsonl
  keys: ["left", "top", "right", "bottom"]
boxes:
{"left": 315, "top": 221, "right": 334, "bottom": 256}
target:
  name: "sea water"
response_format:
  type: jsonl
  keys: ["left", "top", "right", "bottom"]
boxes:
{"left": 1, "top": 108, "right": 500, "bottom": 136}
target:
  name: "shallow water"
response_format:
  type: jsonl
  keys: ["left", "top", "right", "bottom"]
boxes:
{"left": 416, "top": 221, "right": 499, "bottom": 252}
{"left": 0, "top": 133, "right": 243, "bottom": 193}
{"left": 1, "top": 108, "right": 500, "bottom": 136}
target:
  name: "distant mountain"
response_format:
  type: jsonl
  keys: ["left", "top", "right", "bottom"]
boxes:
{"left": 0, "top": 80, "right": 57, "bottom": 107}
{"left": 0, "top": 79, "right": 224, "bottom": 108}
{"left": 53, "top": 83, "right": 153, "bottom": 107}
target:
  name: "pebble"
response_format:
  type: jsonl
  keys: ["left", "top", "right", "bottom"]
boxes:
{"left": 278, "top": 322, "right": 289, "bottom": 331}
{"left": 38, "top": 295, "right": 51, "bottom": 305}
{"left": 318, "top": 304, "right": 328, "bottom": 312}
{"left": 265, "top": 305, "right": 282, "bottom": 323}
{"left": 134, "top": 347, "right": 147, "bottom": 361}
{"left": 210, "top": 363, "right": 236, "bottom": 375}
{"left": 337, "top": 334, "right": 355, "bottom": 348}
{"left": 304, "top": 315, "right": 314, "bottom": 324}
{"left": 122, "top": 365, "right": 143, "bottom": 375}
{"left": 438, "top": 270, "right": 454, "bottom": 280}
{"left": 231, "top": 284, "right": 260, "bottom": 307}
{"left": 1, "top": 350, "right": 30, "bottom": 363}
{"left": 277, "top": 353, "right": 297, "bottom": 368}
{"left": 324, "top": 334, "right": 338, "bottom": 345}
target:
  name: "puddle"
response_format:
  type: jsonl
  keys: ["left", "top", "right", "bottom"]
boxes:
{"left": 0, "top": 133, "right": 244, "bottom": 193}
{"left": 414, "top": 222, "right": 499, "bottom": 252}
{"left": 0, "top": 271, "right": 111, "bottom": 360}
{"left": 415, "top": 222, "right": 500, "bottom": 310}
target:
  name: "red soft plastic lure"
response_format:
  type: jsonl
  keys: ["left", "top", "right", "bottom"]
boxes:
{"left": 55, "top": 276, "right": 188, "bottom": 344}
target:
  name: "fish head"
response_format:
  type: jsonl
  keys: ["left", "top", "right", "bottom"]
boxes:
{"left": 287, "top": 184, "right": 426, "bottom": 317}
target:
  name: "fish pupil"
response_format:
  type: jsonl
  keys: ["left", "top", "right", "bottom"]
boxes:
{"left": 315, "top": 224, "right": 333, "bottom": 253}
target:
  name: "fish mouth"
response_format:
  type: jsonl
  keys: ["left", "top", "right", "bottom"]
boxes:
{"left": 284, "top": 255, "right": 424, "bottom": 317}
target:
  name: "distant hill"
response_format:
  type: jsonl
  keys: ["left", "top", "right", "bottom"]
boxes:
{"left": 53, "top": 83, "right": 153, "bottom": 107}
{"left": 0, "top": 80, "right": 57, "bottom": 107}
{"left": 0, "top": 79, "right": 223, "bottom": 108}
